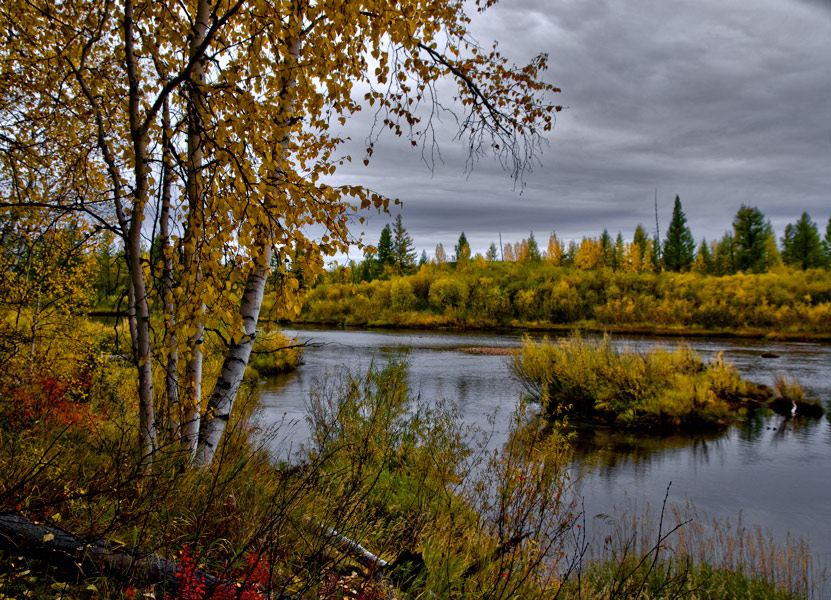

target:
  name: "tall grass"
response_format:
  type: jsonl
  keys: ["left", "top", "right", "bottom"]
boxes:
{"left": 1, "top": 340, "right": 822, "bottom": 599}
{"left": 571, "top": 497, "right": 827, "bottom": 599}
{"left": 246, "top": 328, "right": 304, "bottom": 377}
{"left": 511, "top": 334, "right": 769, "bottom": 428}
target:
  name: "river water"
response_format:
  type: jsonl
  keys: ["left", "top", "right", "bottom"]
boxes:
{"left": 257, "top": 326, "right": 831, "bottom": 562}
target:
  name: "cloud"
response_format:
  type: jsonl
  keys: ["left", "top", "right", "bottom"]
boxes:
{"left": 325, "top": 0, "right": 831, "bottom": 260}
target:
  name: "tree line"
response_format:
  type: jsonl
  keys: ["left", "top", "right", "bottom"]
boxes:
{"left": 344, "top": 199, "right": 831, "bottom": 283}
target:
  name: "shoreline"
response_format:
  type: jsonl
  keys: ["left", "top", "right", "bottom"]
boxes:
{"left": 268, "top": 317, "right": 831, "bottom": 343}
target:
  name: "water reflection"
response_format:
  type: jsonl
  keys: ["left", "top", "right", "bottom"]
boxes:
{"left": 570, "top": 425, "right": 727, "bottom": 473}
{"left": 259, "top": 326, "right": 831, "bottom": 559}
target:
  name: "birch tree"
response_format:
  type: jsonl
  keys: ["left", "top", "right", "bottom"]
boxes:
{"left": 0, "top": 0, "right": 562, "bottom": 467}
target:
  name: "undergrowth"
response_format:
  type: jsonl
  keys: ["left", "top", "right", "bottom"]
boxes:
{"left": 0, "top": 337, "right": 824, "bottom": 599}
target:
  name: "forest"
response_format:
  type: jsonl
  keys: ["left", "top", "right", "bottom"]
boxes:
{"left": 302, "top": 202, "right": 831, "bottom": 336}
{"left": 1, "top": 0, "right": 828, "bottom": 598}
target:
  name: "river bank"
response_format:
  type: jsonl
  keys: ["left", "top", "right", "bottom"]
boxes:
{"left": 274, "top": 316, "right": 831, "bottom": 342}
{"left": 259, "top": 326, "right": 831, "bottom": 566}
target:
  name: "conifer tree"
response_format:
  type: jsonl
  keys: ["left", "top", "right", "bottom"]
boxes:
{"left": 649, "top": 235, "right": 661, "bottom": 270}
{"left": 562, "top": 241, "right": 577, "bottom": 266}
{"left": 455, "top": 232, "right": 471, "bottom": 262}
{"left": 733, "top": 205, "right": 773, "bottom": 272}
{"left": 391, "top": 214, "right": 416, "bottom": 272}
{"left": 782, "top": 212, "right": 825, "bottom": 270}
{"left": 613, "top": 232, "right": 625, "bottom": 271}
{"left": 822, "top": 215, "right": 831, "bottom": 267}
{"left": 662, "top": 195, "right": 695, "bottom": 271}
{"left": 418, "top": 250, "right": 428, "bottom": 266}
{"left": 714, "top": 232, "right": 736, "bottom": 275}
{"left": 692, "top": 238, "right": 714, "bottom": 273}
{"left": 377, "top": 225, "right": 393, "bottom": 267}
{"left": 486, "top": 242, "right": 499, "bottom": 261}
{"left": 633, "top": 224, "right": 649, "bottom": 258}
{"left": 600, "top": 229, "right": 613, "bottom": 268}
{"left": 526, "top": 231, "right": 542, "bottom": 262}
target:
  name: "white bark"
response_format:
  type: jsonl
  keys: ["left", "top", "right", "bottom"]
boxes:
{"left": 193, "top": 20, "right": 302, "bottom": 467}
{"left": 193, "top": 245, "right": 272, "bottom": 467}
{"left": 182, "top": 324, "right": 203, "bottom": 456}
{"left": 180, "top": 0, "right": 211, "bottom": 457}
{"left": 124, "top": 0, "right": 157, "bottom": 462}
{"left": 160, "top": 95, "right": 180, "bottom": 441}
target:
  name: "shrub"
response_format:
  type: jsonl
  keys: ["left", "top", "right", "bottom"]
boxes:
{"left": 389, "top": 279, "right": 417, "bottom": 312}
{"left": 511, "top": 334, "right": 766, "bottom": 428}
{"left": 427, "top": 277, "right": 468, "bottom": 312}
{"left": 246, "top": 328, "right": 302, "bottom": 378}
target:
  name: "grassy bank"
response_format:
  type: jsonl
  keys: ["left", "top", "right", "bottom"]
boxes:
{"left": 1, "top": 334, "right": 826, "bottom": 598}
{"left": 511, "top": 334, "right": 825, "bottom": 429}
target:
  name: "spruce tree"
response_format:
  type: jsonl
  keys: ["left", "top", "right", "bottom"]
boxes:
{"left": 662, "top": 195, "right": 695, "bottom": 271}
{"left": 613, "top": 232, "right": 625, "bottom": 271}
{"left": 527, "top": 231, "right": 542, "bottom": 262}
{"left": 649, "top": 235, "right": 661, "bottom": 270}
{"left": 782, "top": 212, "right": 824, "bottom": 270}
{"left": 633, "top": 224, "right": 649, "bottom": 257}
{"left": 733, "top": 204, "right": 772, "bottom": 272}
{"left": 377, "top": 224, "right": 393, "bottom": 267}
{"left": 600, "top": 229, "right": 613, "bottom": 267}
{"left": 698, "top": 238, "right": 714, "bottom": 273}
{"left": 714, "top": 232, "right": 736, "bottom": 275}
{"left": 486, "top": 242, "right": 499, "bottom": 261}
{"left": 391, "top": 214, "right": 416, "bottom": 272}
{"left": 455, "top": 231, "right": 471, "bottom": 263}
{"left": 418, "top": 249, "right": 428, "bottom": 266}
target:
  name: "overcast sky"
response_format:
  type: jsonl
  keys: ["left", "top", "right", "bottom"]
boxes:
{"left": 329, "top": 0, "right": 831, "bottom": 261}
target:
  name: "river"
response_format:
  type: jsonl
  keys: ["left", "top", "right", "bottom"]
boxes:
{"left": 256, "top": 326, "right": 831, "bottom": 562}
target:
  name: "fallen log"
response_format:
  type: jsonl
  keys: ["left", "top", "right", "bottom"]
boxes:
{"left": 314, "top": 520, "right": 425, "bottom": 588}
{"left": 0, "top": 513, "right": 214, "bottom": 588}
{"left": 317, "top": 522, "right": 389, "bottom": 570}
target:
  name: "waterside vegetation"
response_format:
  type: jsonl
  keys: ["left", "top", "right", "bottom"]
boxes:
{"left": 298, "top": 204, "right": 831, "bottom": 338}
{"left": 298, "top": 260, "right": 831, "bottom": 337}
{"left": 511, "top": 335, "right": 824, "bottom": 430}
{"left": 1, "top": 354, "right": 824, "bottom": 599}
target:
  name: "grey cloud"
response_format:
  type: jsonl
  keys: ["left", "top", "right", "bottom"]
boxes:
{"left": 324, "top": 0, "right": 831, "bottom": 262}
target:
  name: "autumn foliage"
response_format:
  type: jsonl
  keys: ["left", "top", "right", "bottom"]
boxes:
{"left": 300, "top": 260, "right": 831, "bottom": 335}
{"left": 166, "top": 547, "right": 268, "bottom": 600}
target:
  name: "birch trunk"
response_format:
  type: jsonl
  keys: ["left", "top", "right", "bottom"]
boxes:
{"left": 160, "top": 95, "right": 179, "bottom": 440}
{"left": 181, "top": 325, "right": 203, "bottom": 456}
{"left": 126, "top": 275, "right": 139, "bottom": 363}
{"left": 193, "top": 244, "right": 272, "bottom": 467}
{"left": 124, "top": 0, "right": 156, "bottom": 461}
{"left": 192, "top": 17, "right": 302, "bottom": 467}
{"left": 180, "top": 0, "right": 211, "bottom": 458}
